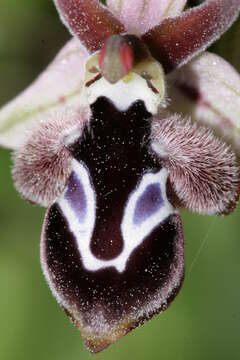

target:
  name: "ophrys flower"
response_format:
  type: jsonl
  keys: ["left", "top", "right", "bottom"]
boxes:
{"left": 1, "top": 0, "right": 240, "bottom": 353}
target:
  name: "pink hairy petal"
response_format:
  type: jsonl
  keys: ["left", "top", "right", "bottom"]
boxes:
{"left": 54, "top": 0, "right": 125, "bottom": 52}
{"left": 0, "top": 38, "right": 89, "bottom": 150}
{"left": 151, "top": 115, "right": 240, "bottom": 215}
{"left": 12, "top": 108, "right": 90, "bottom": 207}
{"left": 106, "top": 0, "right": 187, "bottom": 36}
{"left": 142, "top": 0, "right": 240, "bottom": 73}
{"left": 167, "top": 52, "right": 240, "bottom": 153}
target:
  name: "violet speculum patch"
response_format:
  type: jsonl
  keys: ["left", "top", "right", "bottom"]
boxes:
{"left": 1, "top": 0, "right": 240, "bottom": 354}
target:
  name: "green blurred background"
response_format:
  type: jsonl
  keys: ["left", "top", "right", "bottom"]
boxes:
{"left": 0, "top": 1, "right": 240, "bottom": 359}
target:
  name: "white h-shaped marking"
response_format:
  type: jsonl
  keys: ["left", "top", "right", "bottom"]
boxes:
{"left": 58, "top": 159, "right": 174, "bottom": 273}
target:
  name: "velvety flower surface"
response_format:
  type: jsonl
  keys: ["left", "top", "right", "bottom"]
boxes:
{"left": 1, "top": 0, "right": 240, "bottom": 354}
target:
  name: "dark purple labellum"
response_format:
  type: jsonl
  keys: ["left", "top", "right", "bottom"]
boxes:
{"left": 41, "top": 98, "right": 184, "bottom": 353}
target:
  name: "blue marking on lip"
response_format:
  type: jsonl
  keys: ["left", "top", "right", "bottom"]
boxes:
{"left": 133, "top": 183, "right": 163, "bottom": 225}
{"left": 64, "top": 170, "right": 87, "bottom": 221}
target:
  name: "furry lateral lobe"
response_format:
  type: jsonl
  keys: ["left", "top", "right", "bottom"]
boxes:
{"left": 151, "top": 115, "right": 240, "bottom": 215}
{"left": 12, "top": 108, "right": 89, "bottom": 207}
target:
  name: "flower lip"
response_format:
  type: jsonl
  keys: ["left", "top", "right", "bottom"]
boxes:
{"left": 40, "top": 97, "right": 185, "bottom": 353}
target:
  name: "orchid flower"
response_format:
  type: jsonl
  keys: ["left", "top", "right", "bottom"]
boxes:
{"left": 0, "top": 0, "right": 240, "bottom": 354}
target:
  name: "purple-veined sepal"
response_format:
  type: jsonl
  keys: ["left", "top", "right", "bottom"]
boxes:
{"left": 167, "top": 52, "right": 240, "bottom": 154}
{"left": 0, "top": 38, "right": 89, "bottom": 150}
